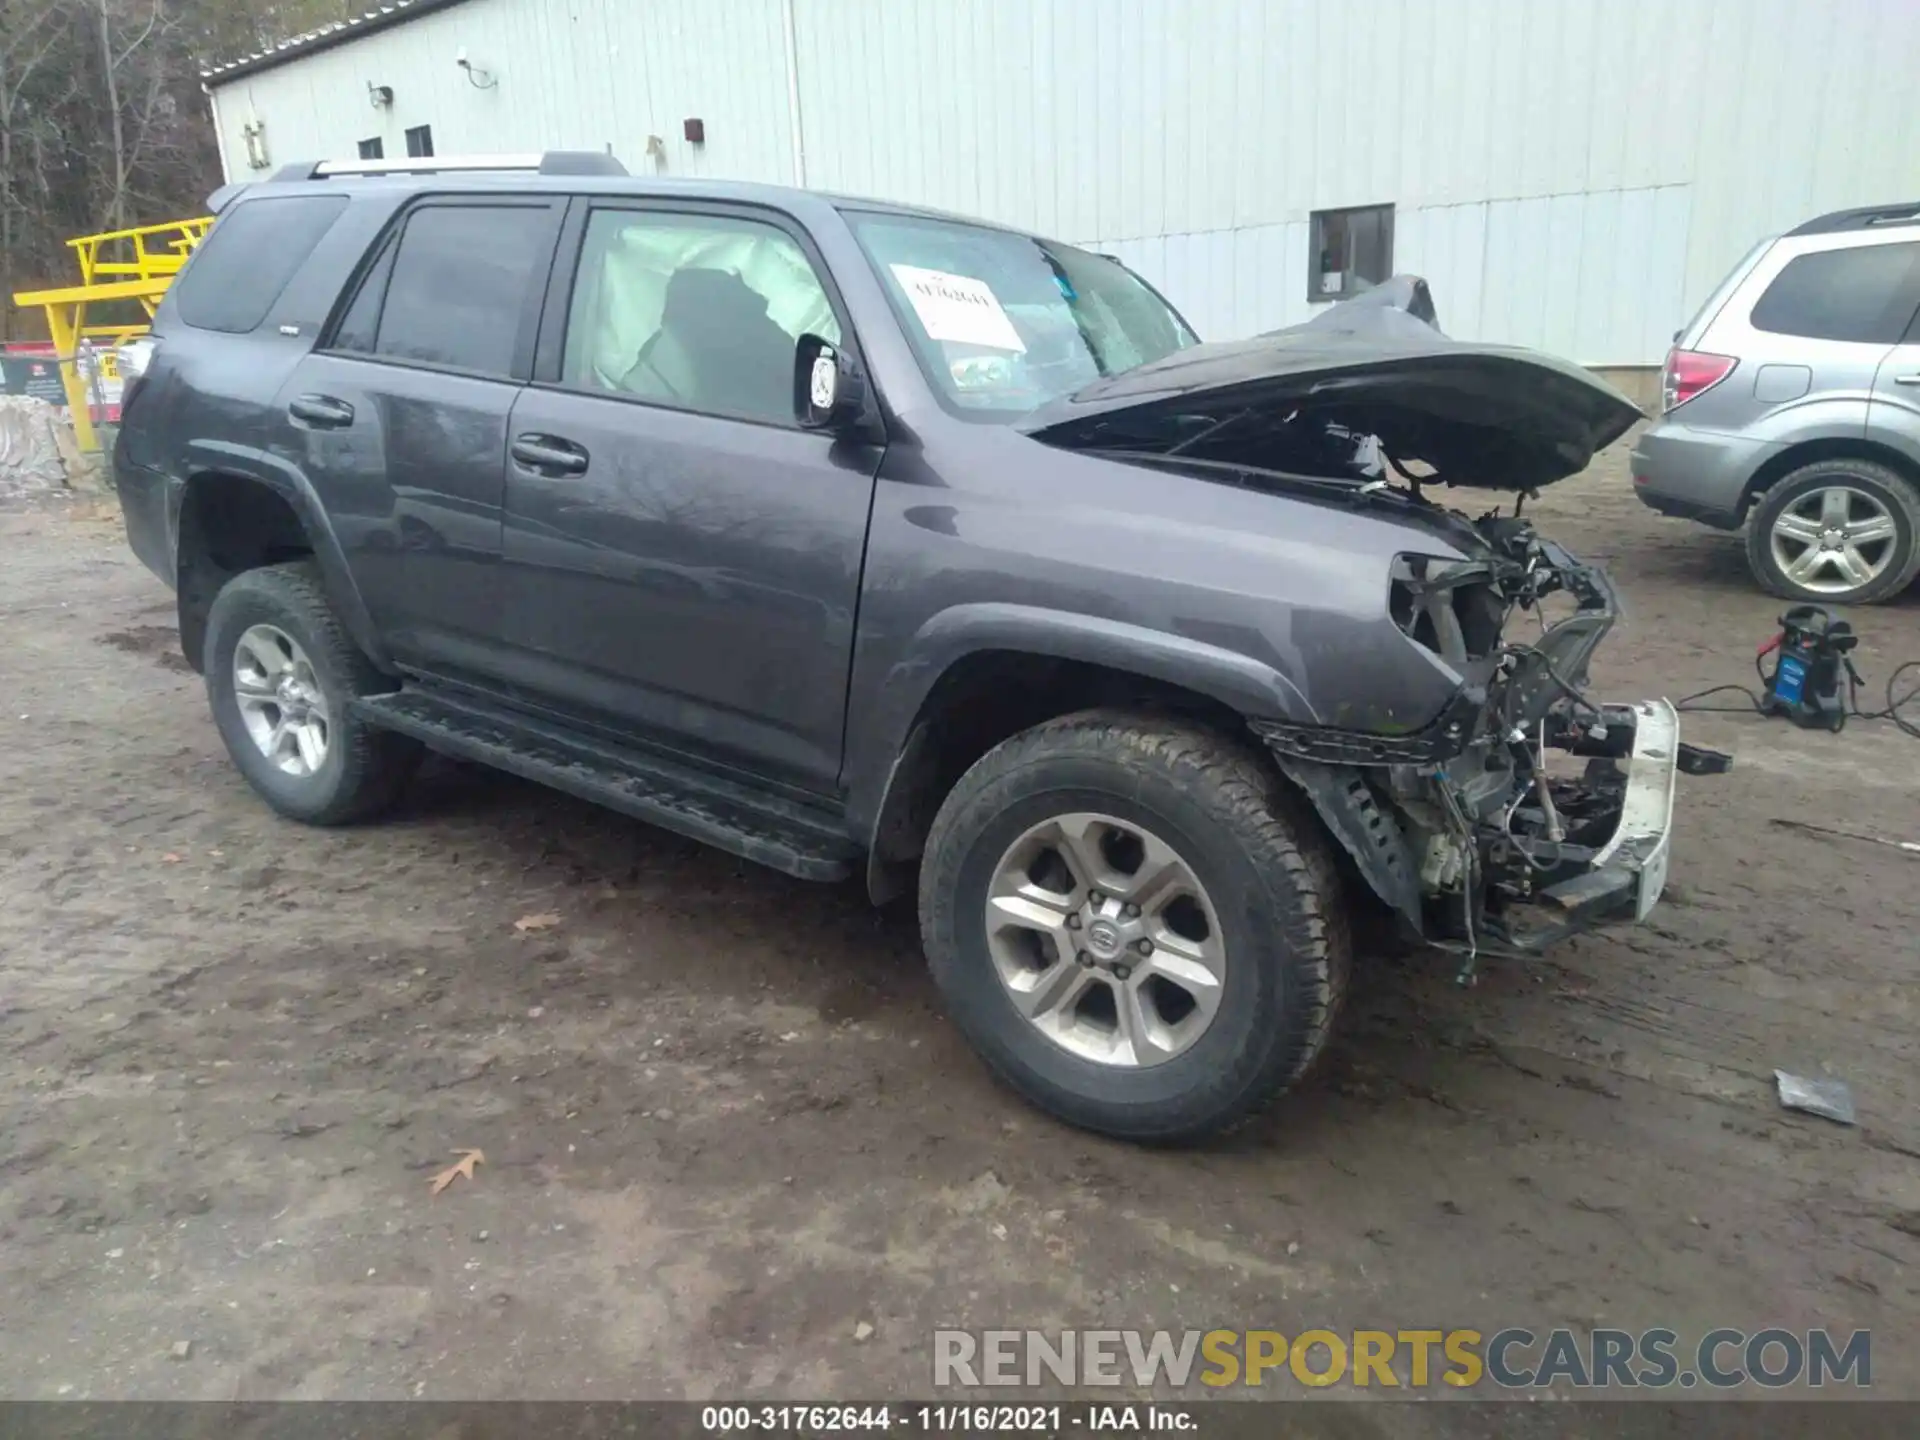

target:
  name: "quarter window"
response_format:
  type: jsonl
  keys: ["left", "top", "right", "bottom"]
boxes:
{"left": 560, "top": 209, "right": 840, "bottom": 424}
{"left": 173, "top": 195, "right": 348, "bottom": 334}
{"left": 1749, "top": 242, "right": 1920, "bottom": 344}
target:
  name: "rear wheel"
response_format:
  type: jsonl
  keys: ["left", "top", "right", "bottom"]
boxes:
{"left": 918, "top": 711, "right": 1349, "bottom": 1143}
{"left": 1746, "top": 459, "right": 1920, "bottom": 605}
{"left": 204, "top": 561, "right": 421, "bottom": 824}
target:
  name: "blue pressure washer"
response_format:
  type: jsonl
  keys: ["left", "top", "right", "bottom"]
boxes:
{"left": 1757, "top": 606, "right": 1857, "bottom": 733}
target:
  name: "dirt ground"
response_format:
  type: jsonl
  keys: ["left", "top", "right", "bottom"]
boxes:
{"left": 2, "top": 442, "right": 1918, "bottom": 1414}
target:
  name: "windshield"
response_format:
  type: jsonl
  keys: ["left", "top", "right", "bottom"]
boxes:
{"left": 848, "top": 211, "right": 1199, "bottom": 418}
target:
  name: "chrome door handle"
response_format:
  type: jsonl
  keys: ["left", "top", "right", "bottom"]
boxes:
{"left": 1894, "top": 374, "right": 1920, "bottom": 386}
{"left": 510, "top": 434, "right": 589, "bottom": 476}
{"left": 288, "top": 394, "right": 354, "bottom": 427}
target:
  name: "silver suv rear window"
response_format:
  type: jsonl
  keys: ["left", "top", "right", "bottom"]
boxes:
{"left": 1748, "top": 241, "right": 1920, "bottom": 344}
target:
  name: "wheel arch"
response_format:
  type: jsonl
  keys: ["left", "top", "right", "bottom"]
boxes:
{"left": 1739, "top": 437, "right": 1920, "bottom": 519}
{"left": 173, "top": 451, "right": 386, "bottom": 675}
{"left": 858, "top": 641, "right": 1296, "bottom": 906}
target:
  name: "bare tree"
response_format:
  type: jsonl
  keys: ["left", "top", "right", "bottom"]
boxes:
{"left": 0, "top": 0, "right": 74, "bottom": 337}
{"left": 2, "top": 0, "right": 353, "bottom": 338}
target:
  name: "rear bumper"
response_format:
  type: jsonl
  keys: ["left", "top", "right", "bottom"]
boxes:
{"left": 111, "top": 438, "right": 175, "bottom": 588}
{"left": 1630, "top": 420, "right": 1774, "bottom": 531}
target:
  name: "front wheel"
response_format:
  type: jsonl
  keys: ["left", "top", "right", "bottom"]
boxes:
{"left": 918, "top": 711, "right": 1349, "bottom": 1143}
{"left": 203, "top": 561, "right": 421, "bottom": 825}
{"left": 1745, "top": 459, "right": 1920, "bottom": 605}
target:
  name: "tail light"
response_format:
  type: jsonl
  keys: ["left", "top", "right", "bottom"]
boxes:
{"left": 1660, "top": 348, "right": 1736, "bottom": 412}
{"left": 114, "top": 336, "right": 158, "bottom": 415}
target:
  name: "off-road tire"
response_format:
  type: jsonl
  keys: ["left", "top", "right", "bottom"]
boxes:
{"left": 203, "top": 561, "right": 421, "bottom": 825}
{"left": 1745, "top": 459, "right": 1920, "bottom": 605}
{"left": 918, "top": 710, "right": 1350, "bottom": 1143}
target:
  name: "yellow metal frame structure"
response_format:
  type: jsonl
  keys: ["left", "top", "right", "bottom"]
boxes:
{"left": 9, "top": 215, "right": 213, "bottom": 452}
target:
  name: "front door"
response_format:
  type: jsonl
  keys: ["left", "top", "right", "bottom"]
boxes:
{"left": 271, "top": 197, "right": 560, "bottom": 681}
{"left": 497, "top": 203, "right": 883, "bottom": 794}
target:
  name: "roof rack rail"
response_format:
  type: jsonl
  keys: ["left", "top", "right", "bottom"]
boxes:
{"left": 271, "top": 150, "right": 627, "bottom": 182}
{"left": 1785, "top": 202, "right": 1920, "bottom": 237}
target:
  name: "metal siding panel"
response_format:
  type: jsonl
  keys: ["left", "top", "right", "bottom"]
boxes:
{"left": 1540, "top": 192, "right": 1585, "bottom": 359}
{"left": 1572, "top": 189, "right": 1620, "bottom": 366}
{"left": 1445, "top": 0, "right": 1494, "bottom": 207}
{"left": 1478, "top": 198, "right": 1521, "bottom": 346}
{"left": 1641, "top": 185, "right": 1693, "bottom": 367}
{"left": 1202, "top": 228, "right": 1238, "bottom": 340}
{"left": 1609, "top": 186, "right": 1657, "bottom": 364}
{"left": 1447, "top": 202, "right": 1489, "bottom": 342}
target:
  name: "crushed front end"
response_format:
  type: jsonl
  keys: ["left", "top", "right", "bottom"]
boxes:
{"left": 1252, "top": 512, "right": 1731, "bottom": 965}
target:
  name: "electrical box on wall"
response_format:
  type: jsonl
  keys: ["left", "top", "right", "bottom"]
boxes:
{"left": 242, "top": 120, "right": 270, "bottom": 170}
{"left": 682, "top": 117, "right": 705, "bottom": 145}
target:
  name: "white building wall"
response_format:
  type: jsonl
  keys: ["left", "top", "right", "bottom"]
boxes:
{"left": 213, "top": 0, "right": 1920, "bottom": 366}
{"left": 208, "top": 0, "right": 798, "bottom": 189}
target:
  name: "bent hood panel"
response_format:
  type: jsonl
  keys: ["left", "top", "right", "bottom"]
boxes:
{"left": 1019, "top": 279, "right": 1643, "bottom": 491}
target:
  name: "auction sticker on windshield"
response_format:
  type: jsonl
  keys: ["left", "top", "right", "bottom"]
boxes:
{"left": 889, "top": 264, "right": 1026, "bottom": 352}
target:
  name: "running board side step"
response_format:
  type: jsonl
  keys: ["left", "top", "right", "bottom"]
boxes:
{"left": 351, "top": 689, "right": 861, "bottom": 882}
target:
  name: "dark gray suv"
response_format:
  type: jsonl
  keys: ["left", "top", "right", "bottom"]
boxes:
{"left": 1633, "top": 202, "right": 1920, "bottom": 605}
{"left": 111, "top": 151, "right": 1714, "bottom": 1142}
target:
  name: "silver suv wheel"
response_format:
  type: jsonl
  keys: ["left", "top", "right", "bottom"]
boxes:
{"left": 1767, "top": 484, "right": 1899, "bottom": 595}
{"left": 232, "top": 623, "right": 331, "bottom": 777}
{"left": 1746, "top": 459, "right": 1920, "bottom": 606}
{"left": 984, "top": 811, "right": 1225, "bottom": 1068}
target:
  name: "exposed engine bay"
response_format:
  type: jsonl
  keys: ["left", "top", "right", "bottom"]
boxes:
{"left": 1025, "top": 273, "right": 1731, "bottom": 962}
{"left": 1257, "top": 508, "right": 1731, "bottom": 963}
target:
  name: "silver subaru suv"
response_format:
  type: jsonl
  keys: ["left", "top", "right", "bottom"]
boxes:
{"left": 1632, "top": 203, "right": 1920, "bottom": 605}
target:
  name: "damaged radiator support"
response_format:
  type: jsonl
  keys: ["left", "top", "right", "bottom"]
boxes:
{"left": 1250, "top": 511, "right": 1730, "bottom": 971}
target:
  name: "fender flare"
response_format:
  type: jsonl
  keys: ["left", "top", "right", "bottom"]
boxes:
{"left": 849, "top": 602, "right": 1318, "bottom": 890}
{"left": 176, "top": 439, "right": 390, "bottom": 672}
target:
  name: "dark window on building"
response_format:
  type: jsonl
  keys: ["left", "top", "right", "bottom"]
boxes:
{"left": 174, "top": 195, "right": 349, "bottom": 333}
{"left": 1749, "top": 242, "right": 1920, "bottom": 344}
{"left": 357, "top": 137, "right": 384, "bottom": 160}
{"left": 338, "top": 204, "right": 553, "bottom": 376}
{"left": 405, "top": 124, "right": 434, "bottom": 158}
{"left": 1309, "top": 204, "right": 1394, "bottom": 302}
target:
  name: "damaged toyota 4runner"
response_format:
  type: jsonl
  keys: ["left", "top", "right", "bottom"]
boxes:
{"left": 112, "top": 153, "right": 1726, "bottom": 1142}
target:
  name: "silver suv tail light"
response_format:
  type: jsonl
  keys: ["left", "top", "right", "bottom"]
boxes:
{"left": 1660, "top": 347, "right": 1736, "bottom": 413}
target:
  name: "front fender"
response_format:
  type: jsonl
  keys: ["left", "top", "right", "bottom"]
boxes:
{"left": 177, "top": 439, "right": 390, "bottom": 672}
{"left": 845, "top": 601, "right": 1318, "bottom": 842}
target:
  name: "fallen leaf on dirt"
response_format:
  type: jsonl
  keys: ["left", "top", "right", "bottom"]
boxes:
{"left": 161, "top": 853, "right": 181, "bottom": 864}
{"left": 513, "top": 912, "right": 561, "bottom": 933}
{"left": 428, "top": 1147, "right": 485, "bottom": 1196}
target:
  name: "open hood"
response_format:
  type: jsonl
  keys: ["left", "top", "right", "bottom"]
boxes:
{"left": 1018, "top": 276, "right": 1644, "bottom": 492}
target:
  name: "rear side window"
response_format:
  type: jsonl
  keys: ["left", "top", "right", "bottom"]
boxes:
{"left": 173, "top": 195, "right": 348, "bottom": 333}
{"left": 335, "top": 203, "right": 553, "bottom": 377}
{"left": 1749, "top": 242, "right": 1920, "bottom": 344}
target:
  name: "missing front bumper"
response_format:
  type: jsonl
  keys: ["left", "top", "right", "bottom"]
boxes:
{"left": 1492, "top": 699, "right": 1683, "bottom": 950}
{"left": 1263, "top": 699, "right": 1729, "bottom": 958}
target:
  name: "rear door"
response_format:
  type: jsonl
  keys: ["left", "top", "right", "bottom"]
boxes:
{"left": 1866, "top": 245, "right": 1920, "bottom": 471}
{"left": 495, "top": 200, "right": 884, "bottom": 793}
{"left": 271, "top": 196, "right": 561, "bottom": 682}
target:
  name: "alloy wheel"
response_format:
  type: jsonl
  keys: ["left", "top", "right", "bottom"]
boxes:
{"left": 1769, "top": 484, "right": 1900, "bottom": 595}
{"left": 231, "top": 623, "right": 331, "bottom": 778}
{"left": 983, "top": 812, "right": 1225, "bottom": 1068}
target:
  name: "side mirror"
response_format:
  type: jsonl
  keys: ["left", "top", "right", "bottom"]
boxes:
{"left": 794, "top": 333, "right": 867, "bottom": 430}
